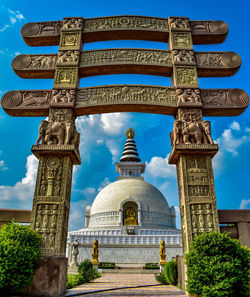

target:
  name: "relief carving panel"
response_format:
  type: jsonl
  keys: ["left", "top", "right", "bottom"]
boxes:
{"left": 83, "top": 16, "right": 168, "bottom": 32}
{"left": 80, "top": 49, "right": 171, "bottom": 66}
{"left": 76, "top": 85, "right": 176, "bottom": 106}
{"left": 171, "top": 32, "right": 193, "bottom": 50}
{"left": 59, "top": 32, "right": 81, "bottom": 49}
{"left": 54, "top": 67, "right": 78, "bottom": 88}
{"left": 169, "top": 17, "right": 190, "bottom": 31}
{"left": 174, "top": 66, "right": 199, "bottom": 87}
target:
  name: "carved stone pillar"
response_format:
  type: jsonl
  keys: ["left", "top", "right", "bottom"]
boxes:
{"left": 168, "top": 17, "right": 219, "bottom": 254}
{"left": 28, "top": 17, "right": 83, "bottom": 297}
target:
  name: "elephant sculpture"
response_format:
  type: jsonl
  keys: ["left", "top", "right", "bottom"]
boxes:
{"left": 172, "top": 119, "right": 213, "bottom": 145}
{"left": 36, "top": 120, "right": 78, "bottom": 146}
{"left": 182, "top": 121, "right": 203, "bottom": 144}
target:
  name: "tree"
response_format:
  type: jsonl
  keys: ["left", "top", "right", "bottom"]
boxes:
{"left": 185, "top": 232, "right": 250, "bottom": 297}
{"left": 0, "top": 222, "right": 41, "bottom": 295}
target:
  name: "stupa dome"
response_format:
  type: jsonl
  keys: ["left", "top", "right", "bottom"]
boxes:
{"left": 91, "top": 179, "right": 171, "bottom": 215}
{"left": 86, "top": 128, "right": 176, "bottom": 230}
{"left": 88, "top": 178, "right": 176, "bottom": 229}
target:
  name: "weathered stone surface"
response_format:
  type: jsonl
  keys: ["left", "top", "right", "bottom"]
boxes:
{"left": 11, "top": 50, "right": 241, "bottom": 78}
{"left": 172, "top": 153, "right": 219, "bottom": 252}
{"left": 21, "top": 17, "right": 229, "bottom": 46}
{"left": 1, "top": 87, "right": 248, "bottom": 117}
{"left": 27, "top": 256, "right": 67, "bottom": 297}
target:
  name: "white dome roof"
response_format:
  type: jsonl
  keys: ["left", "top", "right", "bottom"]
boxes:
{"left": 87, "top": 178, "right": 176, "bottom": 230}
{"left": 91, "top": 178, "right": 171, "bottom": 215}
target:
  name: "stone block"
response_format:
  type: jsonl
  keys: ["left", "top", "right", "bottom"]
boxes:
{"left": 27, "top": 256, "right": 67, "bottom": 297}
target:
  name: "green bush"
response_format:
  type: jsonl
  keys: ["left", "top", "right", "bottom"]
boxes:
{"left": 155, "top": 271, "right": 169, "bottom": 284}
{"left": 78, "top": 259, "right": 101, "bottom": 283}
{"left": 145, "top": 263, "right": 159, "bottom": 269}
{"left": 164, "top": 260, "right": 177, "bottom": 286}
{"left": 185, "top": 232, "right": 250, "bottom": 297}
{"left": 66, "top": 274, "right": 84, "bottom": 289}
{"left": 98, "top": 262, "right": 115, "bottom": 269}
{"left": 0, "top": 222, "right": 41, "bottom": 295}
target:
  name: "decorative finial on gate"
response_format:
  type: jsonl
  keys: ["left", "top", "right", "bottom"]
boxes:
{"left": 126, "top": 128, "right": 135, "bottom": 139}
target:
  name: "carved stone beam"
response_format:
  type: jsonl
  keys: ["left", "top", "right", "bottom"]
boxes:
{"left": 2, "top": 86, "right": 248, "bottom": 117}
{"left": 12, "top": 50, "right": 241, "bottom": 79}
{"left": 21, "top": 17, "right": 228, "bottom": 46}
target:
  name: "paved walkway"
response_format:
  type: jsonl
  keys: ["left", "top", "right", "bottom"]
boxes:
{"left": 65, "top": 273, "right": 188, "bottom": 296}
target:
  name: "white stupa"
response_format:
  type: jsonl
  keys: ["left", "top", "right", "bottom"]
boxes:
{"left": 68, "top": 128, "right": 182, "bottom": 264}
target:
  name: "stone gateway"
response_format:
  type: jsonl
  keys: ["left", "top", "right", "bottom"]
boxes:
{"left": 1, "top": 15, "right": 248, "bottom": 297}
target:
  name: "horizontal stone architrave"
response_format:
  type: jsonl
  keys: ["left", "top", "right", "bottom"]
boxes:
{"left": 11, "top": 50, "right": 241, "bottom": 79}
{"left": 21, "top": 16, "right": 229, "bottom": 46}
{"left": 1, "top": 86, "right": 248, "bottom": 117}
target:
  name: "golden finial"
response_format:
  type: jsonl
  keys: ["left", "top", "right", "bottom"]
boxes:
{"left": 126, "top": 128, "right": 135, "bottom": 139}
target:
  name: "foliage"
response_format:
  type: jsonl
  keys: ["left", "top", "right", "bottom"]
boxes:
{"left": 185, "top": 232, "right": 250, "bottom": 297}
{"left": 98, "top": 262, "right": 116, "bottom": 269}
{"left": 66, "top": 274, "right": 84, "bottom": 289}
{"left": 145, "top": 263, "right": 159, "bottom": 269}
{"left": 164, "top": 260, "right": 177, "bottom": 286}
{"left": 155, "top": 271, "right": 169, "bottom": 285}
{"left": 78, "top": 259, "right": 101, "bottom": 283}
{"left": 0, "top": 222, "right": 41, "bottom": 295}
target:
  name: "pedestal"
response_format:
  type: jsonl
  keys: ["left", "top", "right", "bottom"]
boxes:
{"left": 27, "top": 256, "right": 67, "bottom": 297}
{"left": 169, "top": 144, "right": 220, "bottom": 253}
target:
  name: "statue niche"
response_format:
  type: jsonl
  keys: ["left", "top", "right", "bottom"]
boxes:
{"left": 123, "top": 201, "right": 138, "bottom": 226}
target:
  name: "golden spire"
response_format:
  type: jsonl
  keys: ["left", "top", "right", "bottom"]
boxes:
{"left": 126, "top": 128, "right": 135, "bottom": 139}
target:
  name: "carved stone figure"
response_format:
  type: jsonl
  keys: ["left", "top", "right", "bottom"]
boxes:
{"left": 71, "top": 240, "right": 79, "bottom": 265}
{"left": 57, "top": 51, "right": 79, "bottom": 64}
{"left": 172, "top": 118, "right": 214, "bottom": 145}
{"left": 91, "top": 239, "right": 99, "bottom": 264}
{"left": 36, "top": 110, "right": 79, "bottom": 147}
{"left": 172, "top": 50, "right": 194, "bottom": 63}
{"left": 201, "top": 121, "right": 213, "bottom": 144}
{"left": 159, "top": 240, "right": 166, "bottom": 265}
{"left": 51, "top": 89, "right": 76, "bottom": 104}
{"left": 63, "top": 18, "right": 83, "bottom": 30}
{"left": 169, "top": 17, "right": 190, "bottom": 30}
{"left": 176, "top": 88, "right": 201, "bottom": 104}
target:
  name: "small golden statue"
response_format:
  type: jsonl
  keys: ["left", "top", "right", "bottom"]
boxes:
{"left": 159, "top": 240, "right": 166, "bottom": 265}
{"left": 91, "top": 239, "right": 99, "bottom": 265}
{"left": 124, "top": 207, "right": 137, "bottom": 225}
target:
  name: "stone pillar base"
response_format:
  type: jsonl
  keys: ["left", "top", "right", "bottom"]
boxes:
{"left": 27, "top": 256, "right": 67, "bottom": 297}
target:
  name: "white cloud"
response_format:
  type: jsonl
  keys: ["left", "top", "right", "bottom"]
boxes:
{"left": 0, "top": 159, "right": 7, "bottom": 171}
{"left": 145, "top": 154, "right": 176, "bottom": 178}
{"left": 230, "top": 121, "right": 240, "bottom": 131}
{"left": 212, "top": 121, "right": 250, "bottom": 175}
{"left": 0, "top": 7, "right": 24, "bottom": 33}
{"left": 0, "top": 155, "right": 38, "bottom": 208}
{"left": 0, "top": 24, "right": 10, "bottom": 32}
{"left": 101, "top": 113, "right": 130, "bottom": 136}
{"left": 239, "top": 199, "right": 250, "bottom": 209}
{"left": 218, "top": 129, "right": 247, "bottom": 156}
{"left": 7, "top": 8, "right": 24, "bottom": 23}
{"left": 98, "top": 177, "right": 110, "bottom": 192}
{"left": 76, "top": 113, "right": 131, "bottom": 162}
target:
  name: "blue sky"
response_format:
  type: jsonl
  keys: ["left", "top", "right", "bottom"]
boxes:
{"left": 0, "top": 0, "right": 249, "bottom": 231}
